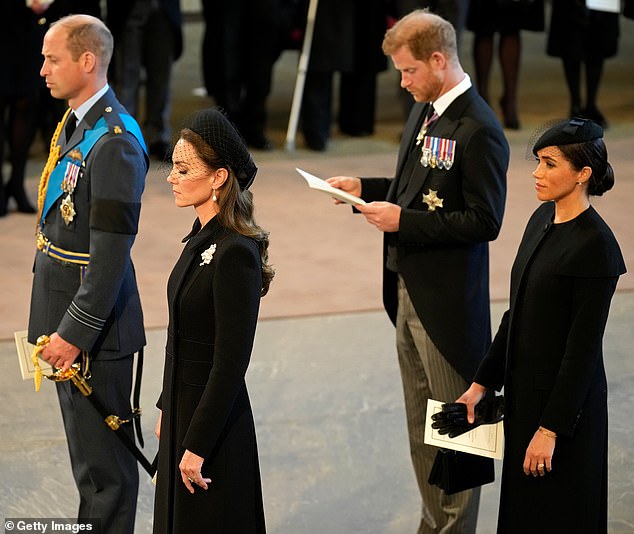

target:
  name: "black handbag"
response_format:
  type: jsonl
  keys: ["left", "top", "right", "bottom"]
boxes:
{"left": 428, "top": 449, "right": 495, "bottom": 495}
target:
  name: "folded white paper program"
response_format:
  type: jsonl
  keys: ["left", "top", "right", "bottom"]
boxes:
{"left": 296, "top": 168, "right": 366, "bottom": 206}
{"left": 15, "top": 330, "right": 52, "bottom": 381}
{"left": 424, "top": 399, "right": 504, "bottom": 459}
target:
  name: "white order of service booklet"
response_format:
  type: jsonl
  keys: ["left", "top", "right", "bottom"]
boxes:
{"left": 296, "top": 168, "right": 366, "bottom": 206}
{"left": 424, "top": 399, "right": 504, "bottom": 460}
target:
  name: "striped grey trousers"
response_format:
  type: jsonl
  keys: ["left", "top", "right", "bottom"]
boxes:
{"left": 396, "top": 277, "right": 481, "bottom": 534}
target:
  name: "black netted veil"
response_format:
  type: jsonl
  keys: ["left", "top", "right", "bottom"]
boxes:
{"left": 181, "top": 107, "right": 258, "bottom": 190}
{"left": 526, "top": 117, "right": 603, "bottom": 160}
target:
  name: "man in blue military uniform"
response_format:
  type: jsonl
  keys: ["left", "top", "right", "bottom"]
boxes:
{"left": 28, "top": 14, "right": 148, "bottom": 534}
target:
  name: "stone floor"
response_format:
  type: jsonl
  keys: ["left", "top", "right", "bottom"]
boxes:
{"left": 1, "top": 10, "right": 634, "bottom": 534}
{"left": 1, "top": 296, "right": 634, "bottom": 533}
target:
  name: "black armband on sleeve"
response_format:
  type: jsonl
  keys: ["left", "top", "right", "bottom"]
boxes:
{"left": 90, "top": 198, "right": 141, "bottom": 234}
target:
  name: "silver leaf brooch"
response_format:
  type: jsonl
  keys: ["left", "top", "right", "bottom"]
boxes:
{"left": 200, "top": 243, "right": 217, "bottom": 266}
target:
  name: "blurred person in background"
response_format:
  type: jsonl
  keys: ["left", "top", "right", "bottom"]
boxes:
{"left": 107, "top": 0, "right": 183, "bottom": 160}
{"left": 547, "top": 0, "right": 619, "bottom": 128}
{"left": 466, "top": 0, "right": 545, "bottom": 130}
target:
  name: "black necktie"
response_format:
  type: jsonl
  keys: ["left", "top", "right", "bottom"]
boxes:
{"left": 65, "top": 112, "right": 77, "bottom": 141}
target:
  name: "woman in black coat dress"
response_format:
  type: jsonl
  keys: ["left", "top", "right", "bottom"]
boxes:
{"left": 456, "top": 118, "right": 626, "bottom": 533}
{"left": 153, "top": 108, "right": 274, "bottom": 533}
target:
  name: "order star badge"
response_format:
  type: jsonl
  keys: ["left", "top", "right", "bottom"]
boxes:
{"left": 60, "top": 194, "right": 77, "bottom": 225}
{"left": 422, "top": 189, "right": 444, "bottom": 211}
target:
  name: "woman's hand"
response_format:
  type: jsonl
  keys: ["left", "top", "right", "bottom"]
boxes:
{"left": 523, "top": 427, "right": 556, "bottom": 477}
{"left": 179, "top": 449, "right": 212, "bottom": 494}
{"left": 455, "top": 382, "right": 487, "bottom": 424}
{"left": 154, "top": 410, "right": 162, "bottom": 440}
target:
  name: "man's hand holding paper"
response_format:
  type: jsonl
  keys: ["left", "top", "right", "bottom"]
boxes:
{"left": 327, "top": 176, "right": 401, "bottom": 232}
{"left": 325, "top": 176, "right": 362, "bottom": 204}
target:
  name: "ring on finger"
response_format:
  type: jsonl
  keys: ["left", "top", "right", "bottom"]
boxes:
{"left": 187, "top": 476, "right": 194, "bottom": 483}
{"left": 537, "top": 463, "right": 545, "bottom": 469}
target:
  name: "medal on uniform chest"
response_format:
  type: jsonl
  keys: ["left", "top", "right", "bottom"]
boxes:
{"left": 60, "top": 149, "right": 83, "bottom": 225}
{"left": 429, "top": 140, "right": 438, "bottom": 168}
{"left": 422, "top": 189, "right": 444, "bottom": 211}
{"left": 443, "top": 139, "right": 456, "bottom": 170}
{"left": 419, "top": 135, "right": 456, "bottom": 171}
{"left": 60, "top": 194, "right": 77, "bottom": 224}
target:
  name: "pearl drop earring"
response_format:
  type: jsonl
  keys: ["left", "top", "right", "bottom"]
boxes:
{"left": 212, "top": 189, "right": 217, "bottom": 202}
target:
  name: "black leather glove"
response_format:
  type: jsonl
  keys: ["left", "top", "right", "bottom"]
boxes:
{"left": 431, "top": 395, "right": 504, "bottom": 438}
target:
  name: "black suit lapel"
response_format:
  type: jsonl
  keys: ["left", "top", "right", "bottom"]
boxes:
{"left": 399, "top": 113, "right": 461, "bottom": 208}
{"left": 388, "top": 103, "right": 430, "bottom": 202}
{"left": 168, "top": 220, "right": 223, "bottom": 328}
{"left": 396, "top": 89, "right": 475, "bottom": 208}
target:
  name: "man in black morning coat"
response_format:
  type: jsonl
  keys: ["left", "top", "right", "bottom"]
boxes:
{"left": 28, "top": 15, "right": 147, "bottom": 534}
{"left": 328, "top": 10, "right": 508, "bottom": 533}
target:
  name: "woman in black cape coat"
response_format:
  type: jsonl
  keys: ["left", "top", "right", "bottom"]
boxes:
{"left": 456, "top": 118, "right": 626, "bottom": 533}
{"left": 152, "top": 108, "right": 274, "bottom": 533}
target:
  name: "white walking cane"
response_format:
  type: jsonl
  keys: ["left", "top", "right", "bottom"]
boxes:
{"left": 285, "top": 0, "right": 319, "bottom": 152}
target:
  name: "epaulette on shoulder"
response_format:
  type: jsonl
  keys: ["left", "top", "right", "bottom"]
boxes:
{"left": 102, "top": 105, "right": 127, "bottom": 135}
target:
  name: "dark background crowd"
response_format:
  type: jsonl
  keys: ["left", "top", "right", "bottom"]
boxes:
{"left": 2, "top": 0, "right": 633, "bottom": 216}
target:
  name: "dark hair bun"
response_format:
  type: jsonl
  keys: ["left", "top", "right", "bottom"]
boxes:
{"left": 588, "top": 162, "right": 614, "bottom": 197}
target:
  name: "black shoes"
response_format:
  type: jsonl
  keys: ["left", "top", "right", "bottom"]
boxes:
{"left": 500, "top": 97, "right": 520, "bottom": 130}
{"left": 570, "top": 104, "right": 608, "bottom": 129}
{"left": 3, "top": 182, "right": 36, "bottom": 215}
{"left": 583, "top": 105, "right": 608, "bottom": 129}
{"left": 303, "top": 132, "right": 327, "bottom": 152}
{"left": 0, "top": 187, "right": 6, "bottom": 217}
{"left": 244, "top": 135, "right": 275, "bottom": 151}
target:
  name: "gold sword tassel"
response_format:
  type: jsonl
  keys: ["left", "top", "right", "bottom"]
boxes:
{"left": 31, "top": 335, "right": 51, "bottom": 392}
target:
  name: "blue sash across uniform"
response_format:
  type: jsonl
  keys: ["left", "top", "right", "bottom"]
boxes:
{"left": 41, "top": 114, "right": 147, "bottom": 222}
{"left": 37, "top": 113, "right": 147, "bottom": 267}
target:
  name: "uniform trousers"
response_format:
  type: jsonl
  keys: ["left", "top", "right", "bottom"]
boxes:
{"left": 110, "top": 0, "right": 175, "bottom": 146}
{"left": 56, "top": 356, "right": 139, "bottom": 534}
{"left": 395, "top": 277, "right": 480, "bottom": 534}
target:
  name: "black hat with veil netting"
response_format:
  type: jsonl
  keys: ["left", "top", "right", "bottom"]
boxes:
{"left": 180, "top": 107, "right": 258, "bottom": 190}
{"left": 530, "top": 117, "right": 603, "bottom": 158}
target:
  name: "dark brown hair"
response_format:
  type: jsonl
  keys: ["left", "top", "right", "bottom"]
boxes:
{"left": 559, "top": 139, "right": 614, "bottom": 197}
{"left": 181, "top": 128, "right": 274, "bottom": 295}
